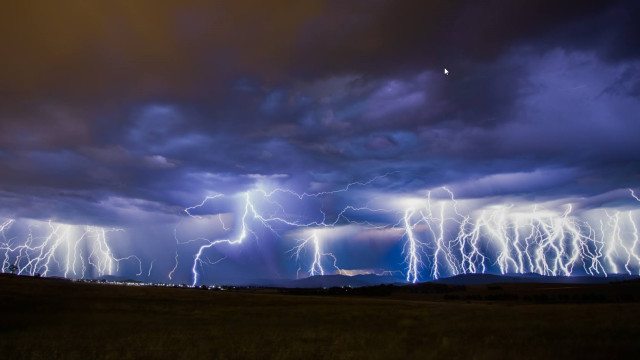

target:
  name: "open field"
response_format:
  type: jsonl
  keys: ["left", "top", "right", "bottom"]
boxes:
{"left": 1, "top": 274, "right": 640, "bottom": 359}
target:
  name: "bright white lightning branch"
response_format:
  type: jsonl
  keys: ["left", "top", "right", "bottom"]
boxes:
{"left": 187, "top": 192, "right": 252, "bottom": 286}
{"left": 178, "top": 175, "right": 397, "bottom": 285}
{"left": 148, "top": 259, "right": 156, "bottom": 277}
{"left": 262, "top": 172, "right": 398, "bottom": 200}
{"left": 184, "top": 194, "right": 223, "bottom": 218}
{"left": 400, "top": 188, "right": 640, "bottom": 282}
{"left": 0, "top": 219, "right": 141, "bottom": 279}
{"left": 179, "top": 179, "right": 640, "bottom": 285}
{"left": 289, "top": 230, "right": 341, "bottom": 277}
{"left": 168, "top": 250, "right": 179, "bottom": 281}
{"left": 402, "top": 208, "right": 422, "bottom": 283}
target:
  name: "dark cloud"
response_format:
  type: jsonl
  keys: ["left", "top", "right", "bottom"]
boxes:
{"left": 0, "top": 1, "right": 629, "bottom": 105}
{"left": 0, "top": 1, "right": 638, "bottom": 237}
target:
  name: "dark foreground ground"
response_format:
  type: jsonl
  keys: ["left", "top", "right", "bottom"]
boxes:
{"left": 1, "top": 274, "right": 640, "bottom": 359}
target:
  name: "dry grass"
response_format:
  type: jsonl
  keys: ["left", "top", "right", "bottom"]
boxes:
{"left": 1, "top": 274, "right": 639, "bottom": 359}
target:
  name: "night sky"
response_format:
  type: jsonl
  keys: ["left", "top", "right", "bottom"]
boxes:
{"left": 1, "top": 1, "right": 640, "bottom": 284}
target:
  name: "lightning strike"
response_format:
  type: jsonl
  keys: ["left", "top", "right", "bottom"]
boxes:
{"left": 168, "top": 250, "right": 179, "bottom": 280}
{"left": 0, "top": 219, "right": 141, "bottom": 279}
{"left": 177, "top": 176, "right": 640, "bottom": 286}
{"left": 289, "top": 230, "right": 341, "bottom": 277}
{"left": 148, "top": 259, "right": 156, "bottom": 277}
{"left": 177, "top": 175, "right": 396, "bottom": 285}
{"left": 399, "top": 188, "right": 640, "bottom": 281}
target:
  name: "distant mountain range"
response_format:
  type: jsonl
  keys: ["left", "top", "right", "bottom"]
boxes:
{"left": 264, "top": 274, "right": 407, "bottom": 288}
{"left": 93, "top": 272, "right": 640, "bottom": 288}
{"left": 434, "top": 273, "right": 640, "bottom": 285}
{"left": 94, "top": 273, "right": 407, "bottom": 288}
{"left": 272, "top": 273, "right": 640, "bottom": 288}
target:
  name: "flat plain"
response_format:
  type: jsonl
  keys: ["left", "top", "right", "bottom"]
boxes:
{"left": 1, "top": 274, "right": 639, "bottom": 359}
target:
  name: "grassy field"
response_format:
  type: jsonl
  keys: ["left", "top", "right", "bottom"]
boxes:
{"left": 1, "top": 274, "right": 639, "bottom": 359}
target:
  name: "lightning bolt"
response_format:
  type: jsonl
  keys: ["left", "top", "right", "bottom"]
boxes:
{"left": 168, "top": 250, "right": 179, "bottom": 281}
{"left": 177, "top": 178, "right": 640, "bottom": 286}
{"left": 4, "top": 182, "right": 639, "bottom": 285}
{"left": 177, "top": 175, "right": 397, "bottom": 286}
{"left": 147, "top": 259, "right": 156, "bottom": 277}
{"left": 0, "top": 219, "right": 141, "bottom": 279}
{"left": 402, "top": 207, "right": 423, "bottom": 283}
{"left": 262, "top": 172, "right": 398, "bottom": 200}
{"left": 289, "top": 230, "right": 341, "bottom": 277}
{"left": 399, "top": 188, "right": 640, "bottom": 281}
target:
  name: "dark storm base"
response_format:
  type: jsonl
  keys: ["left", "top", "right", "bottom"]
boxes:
{"left": 1, "top": 274, "right": 639, "bottom": 359}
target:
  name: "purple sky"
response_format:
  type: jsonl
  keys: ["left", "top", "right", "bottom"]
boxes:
{"left": 1, "top": 1, "right": 639, "bottom": 283}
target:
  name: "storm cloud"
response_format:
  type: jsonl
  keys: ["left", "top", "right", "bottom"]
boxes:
{"left": 1, "top": 1, "right": 639, "bottom": 282}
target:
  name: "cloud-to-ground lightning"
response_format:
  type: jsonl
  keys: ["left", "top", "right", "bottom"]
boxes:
{"left": 0, "top": 219, "right": 141, "bottom": 278}
{"left": 289, "top": 230, "right": 341, "bottom": 277}
{"left": 148, "top": 259, "right": 156, "bottom": 277}
{"left": 176, "top": 176, "right": 640, "bottom": 286}
{"left": 168, "top": 250, "right": 179, "bottom": 281}
{"left": 5, "top": 183, "right": 639, "bottom": 285}
{"left": 399, "top": 188, "right": 640, "bottom": 282}
{"left": 176, "top": 176, "right": 397, "bottom": 286}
